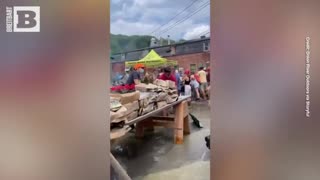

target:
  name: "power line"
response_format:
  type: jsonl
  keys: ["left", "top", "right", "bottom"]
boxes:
{"left": 156, "top": 1, "right": 210, "bottom": 37}
{"left": 187, "top": 29, "right": 210, "bottom": 40}
{"left": 190, "top": 30, "right": 210, "bottom": 40}
{"left": 149, "top": 0, "right": 204, "bottom": 36}
{"left": 157, "top": 1, "right": 210, "bottom": 36}
{"left": 199, "top": 30, "right": 210, "bottom": 37}
{"left": 203, "top": 31, "right": 210, "bottom": 35}
{"left": 150, "top": 0, "right": 204, "bottom": 35}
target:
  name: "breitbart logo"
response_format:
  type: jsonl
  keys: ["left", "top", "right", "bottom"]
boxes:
{"left": 6, "top": 6, "right": 40, "bottom": 32}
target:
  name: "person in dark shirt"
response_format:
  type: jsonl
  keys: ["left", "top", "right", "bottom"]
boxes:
{"left": 175, "top": 69, "right": 182, "bottom": 95}
{"left": 126, "top": 65, "right": 144, "bottom": 85}
{"left": 182, "top": 72, "right": 191, "bottom": 96}
{"left": 158, "top": 67, "right": 177, "bottom": 85}
{"left": 206, "top": 67, "right": 210, "bottom": 85}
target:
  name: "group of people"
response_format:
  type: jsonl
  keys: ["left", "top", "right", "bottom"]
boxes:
{"left": 180, "top": 67, "right": 210, "bottom": 101}
{"left": 125, "top": 64, "right": 178, "bottom": 86}
{"left": 117, "top": 64, "right": 210, "bottom": 101}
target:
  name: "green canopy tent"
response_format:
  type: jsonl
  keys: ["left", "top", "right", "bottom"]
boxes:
{"left": 125, "top": 50, "right": 177, "bottom": 68}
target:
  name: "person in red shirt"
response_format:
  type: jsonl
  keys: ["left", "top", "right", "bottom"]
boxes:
{"left": 184, "top": 69, "right": 190, "bottom": 77}
{"left": 194, "top": 73, "right": 201, "bottom": 83}
{"left": 158, "top": 67, "right": 177, "bottom": 85}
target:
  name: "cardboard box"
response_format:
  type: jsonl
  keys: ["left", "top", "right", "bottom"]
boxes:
{"left": 154, "top": 79, "right": 168, "bottom": 88}
{"left": 122, "top": 101, "right": 139, "bottom": 115}
{"left": 111, "top": 117, "right": 127, "bottom": 123}
{"left": 135, "top": 83, "right": 159, "bottom": 92}
{"left": 146, "top": 83, "right": 159, "bottom": 90}
{"left": 139, "top": 98, "right": 148, "bottom": 108}
{"left": 126, "top": 111, "right": 138, "bottom": 121}
{"left": 139, "top": 103, "right": 155, "bottom": 116}
{"left": 167, "top": 80, "right": 177, "bottom": 89}
{"left": 110, "top": 91, "right": 140, "bottom": 105}
{"left": 110, "top": 98, "right": 122, "bottom": 112}
{"left": 156, "top": 92, "right": 168, "bottom": 102}
{"left": 110, "top": 106, "right": 127, "bottom": 121}
{"left": 166, "top": 96, "right": 178, "bottom": 104}
{"left": 139, "top": 92, "right": 157, "bottom": 108}
{"left": 135, "top": 83, "right": 148, "bottom": 92}
{"left": 157, "top": 101, "right": 167, "bottom": 108}
{"left": 167, "top": 89, "right": 177, "bottom": 95}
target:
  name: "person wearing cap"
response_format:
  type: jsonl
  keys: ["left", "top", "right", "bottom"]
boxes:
{"left": 126, "top": 64, "right": 144, "bottom": 85}
{"left": 157, "top": 67, "right": 177, "bottom": 85}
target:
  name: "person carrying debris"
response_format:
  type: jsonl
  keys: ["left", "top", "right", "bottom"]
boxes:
{"left": 126, "top": 64, "right": 144, "bottom": 85}
{"left": 157, "top": 67, "right": 177, "bottom": 85}
{"left": 197, "top": 67, "right": 208, "bottom": 100}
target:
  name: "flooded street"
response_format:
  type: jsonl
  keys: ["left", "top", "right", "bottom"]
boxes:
{"left": 111, "top": 101, "right": 211, "bottom": 179}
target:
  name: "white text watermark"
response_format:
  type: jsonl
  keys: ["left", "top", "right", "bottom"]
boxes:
{"left": 305, "top": 37, "right": 311, "bottom": 117}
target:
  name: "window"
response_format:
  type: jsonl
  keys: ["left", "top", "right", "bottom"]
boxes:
{"left": 203, "top": 42, "right": 210, "bottom": 52}
{"left": 121, "top": 54, "right": 126, "bottom": 60}
{"left": 190, "top": 64, "right": 197, "bottom": 73}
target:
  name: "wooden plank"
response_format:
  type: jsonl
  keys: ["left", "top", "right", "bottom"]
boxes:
{"left": 113, "top": 96, "right": 190, "bottom": 143}
{"left": 152, "top": 121, "right": 175, "bottom": 128}
{"left": 150, "top": 116, "right": 175, "bottom": 121}
{"left": 126, "top": 95, "right": 190, "bottom": 126}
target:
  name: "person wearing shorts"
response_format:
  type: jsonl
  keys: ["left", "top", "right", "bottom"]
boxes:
{"left": 197, "top": 67, "right": 208, "bottom": 99}
{"left": 190, "top": 75, "right": 200, "bottom": 100}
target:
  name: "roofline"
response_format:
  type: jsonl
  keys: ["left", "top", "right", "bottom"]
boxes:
{"left": 111, "top": 37, "right": 210, "bottom": 55}
{"left": 110, "top": 51, "right": 210, "bottom": 63}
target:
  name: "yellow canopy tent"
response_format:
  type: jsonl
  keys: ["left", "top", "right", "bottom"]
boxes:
{"left": 125, "top": 50, "right": 177, "bottom": 68}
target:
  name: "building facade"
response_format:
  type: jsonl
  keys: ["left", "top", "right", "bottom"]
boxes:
{"left": 110, "top": 37, "right": 210, "bottom": 76}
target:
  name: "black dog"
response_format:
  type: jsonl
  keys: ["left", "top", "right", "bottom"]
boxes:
{"left": 205, "top": 135, "right": 210, "bottom": 149}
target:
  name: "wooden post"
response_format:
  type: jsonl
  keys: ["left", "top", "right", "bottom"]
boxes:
{"left": 135, "top": 121, "right": 145, "bottom": 138}
{"left": 182, "top": 100, "right": 190, "bottom": 134}
{"left": 135, "top": 118, "right": 154, "bottom": 138}
{"left": 174, "top": 101, "right": 186, "bottom": 144}
{"left": 183, "top": 116, "right": 191, "bottom": 135}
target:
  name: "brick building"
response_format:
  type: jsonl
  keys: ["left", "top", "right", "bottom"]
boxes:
{"left": 111, "top": 37, "right": 210, "bottom": 77}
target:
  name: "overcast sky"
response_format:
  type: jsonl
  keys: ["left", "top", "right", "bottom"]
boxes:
{"left": 111, "top": 0, "right": 210, "bottom": 40}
